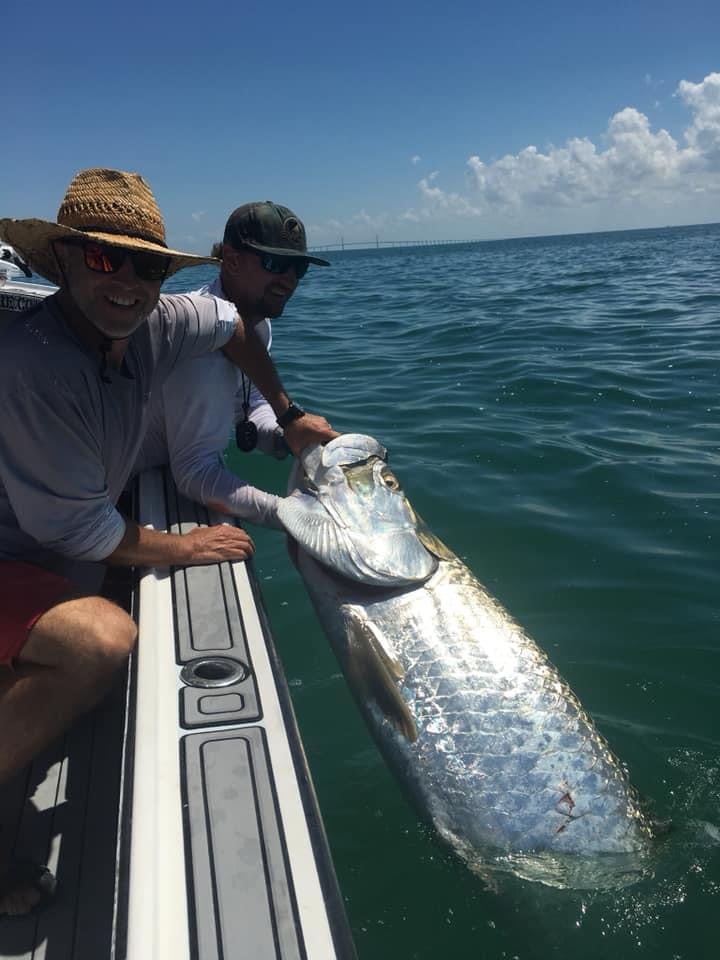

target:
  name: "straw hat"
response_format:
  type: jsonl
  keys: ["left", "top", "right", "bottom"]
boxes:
{"left": 0, "top": 167, "right": 217, "bottom": 284}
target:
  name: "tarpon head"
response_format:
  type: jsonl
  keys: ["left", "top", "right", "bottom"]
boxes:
{"left": 278, "top": 433, "right": 439, "bottom": 587}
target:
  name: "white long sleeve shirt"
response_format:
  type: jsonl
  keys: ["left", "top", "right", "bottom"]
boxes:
{"left": 132, "top": 277, "right": 286, "bottom": 528}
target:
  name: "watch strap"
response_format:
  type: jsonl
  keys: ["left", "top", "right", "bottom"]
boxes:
{"left": 276, "top": 402, "right": 306, "bottom": 428}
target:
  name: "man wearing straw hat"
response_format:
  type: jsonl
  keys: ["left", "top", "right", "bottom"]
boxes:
{"left": 0, "top": 167, "right": 336, "bottom": 915}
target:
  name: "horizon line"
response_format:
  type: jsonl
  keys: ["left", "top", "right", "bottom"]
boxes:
{"left": 309, "top": 219, "right": 720, "bottom": 254}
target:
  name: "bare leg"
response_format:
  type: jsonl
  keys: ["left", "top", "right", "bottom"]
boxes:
{"left": 0, "top": 594, "right": 136, "bottom": 915}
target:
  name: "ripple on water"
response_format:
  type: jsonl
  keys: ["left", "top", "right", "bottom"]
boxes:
{"left": 178, "top": 224, "right": 718, "bottom": 960}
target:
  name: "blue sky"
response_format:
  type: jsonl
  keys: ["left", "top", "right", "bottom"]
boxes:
{"left": 4, "top": 0, "right": 720, "bottom": 250}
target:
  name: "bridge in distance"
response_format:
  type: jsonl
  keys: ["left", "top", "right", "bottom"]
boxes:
{"left": 309, "top": 236, "right": 485, "bottom": 253}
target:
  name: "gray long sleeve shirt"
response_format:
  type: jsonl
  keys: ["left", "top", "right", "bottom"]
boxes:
{"left": 0, "top": 292, "right": 236, "bottom": 583}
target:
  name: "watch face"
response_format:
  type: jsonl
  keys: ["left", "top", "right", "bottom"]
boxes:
{"left": 236, "top": 420, "right": 258, "bottom": 452}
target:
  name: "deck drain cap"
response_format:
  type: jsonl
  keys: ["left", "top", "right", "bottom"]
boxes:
{"left": 181, "top": 657, "right": 249, "bottom": 688}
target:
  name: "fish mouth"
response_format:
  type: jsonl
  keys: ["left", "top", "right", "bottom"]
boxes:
{"left": 298, "top": 434, "right": 389, "bottom": 482}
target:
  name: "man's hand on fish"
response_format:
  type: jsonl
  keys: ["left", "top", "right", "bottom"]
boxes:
{"left": 282, "top": 412, "right": 339, "bottom": 457}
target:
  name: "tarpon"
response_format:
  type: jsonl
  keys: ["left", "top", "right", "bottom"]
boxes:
{"left": 278, "top": 434, "right": 658, "bottom": 887}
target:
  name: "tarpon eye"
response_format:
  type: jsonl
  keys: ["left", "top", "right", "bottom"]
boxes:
{"left": 380, "top": 469, "right": 400, "bottom": 491}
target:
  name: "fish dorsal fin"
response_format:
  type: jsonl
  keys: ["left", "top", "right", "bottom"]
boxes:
{"left": 345, "top": 612, "right": 418, "bottom": 743}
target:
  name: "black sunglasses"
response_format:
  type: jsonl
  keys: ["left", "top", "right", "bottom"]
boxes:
{"left": 67, "top": 240, "right": 171, "bottom": 283}
{"left": 256, "top": 251, "right": 309, "bottom": 280}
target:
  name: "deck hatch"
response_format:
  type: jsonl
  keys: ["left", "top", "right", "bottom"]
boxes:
{"left": 163, "top": 476, "right": 263, "bottom": 727}
{"left": 182, "top": 727, "right": 305, "bottom": 960}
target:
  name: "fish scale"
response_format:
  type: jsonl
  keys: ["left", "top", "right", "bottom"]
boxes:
{"left": 281, "top": 435, "right": 657, "bottom": 887}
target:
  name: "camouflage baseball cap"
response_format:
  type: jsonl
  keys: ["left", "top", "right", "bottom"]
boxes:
{"left": 223, "top": 201, "right": 329, "bottom": 266}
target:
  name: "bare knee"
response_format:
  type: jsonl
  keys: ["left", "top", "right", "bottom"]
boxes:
{"left": 72, "top": 604, "right": 136, "bottom": 687}
{"left": 23, "top": 596, "right": 137, "bottom": 681}
{"left": 84, "top": 603, "right": 137, "bottom": 668}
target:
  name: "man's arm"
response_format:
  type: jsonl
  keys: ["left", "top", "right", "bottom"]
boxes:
{"left": 221, "top": 317, "right": 339, "bottom": 456}
{"left": 161, "top": 353, "right": 283, "bottom": 528}
{"left": 221, "top": 317, "right": 289, "bottom": 414}
{"left": 105, "top": 518, "right": 254, "bottom": 567}
{"left": 0, "top": 375, "right": 255, "bottom": 568}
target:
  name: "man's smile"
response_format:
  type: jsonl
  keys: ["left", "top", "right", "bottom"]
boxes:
{"left": 105, "top": 293, "right": 142, "bottom": 308}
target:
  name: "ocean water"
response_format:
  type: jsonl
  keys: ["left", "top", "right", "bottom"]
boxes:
{"left": 167, "top": 224, "right": 719, "bottom": 960}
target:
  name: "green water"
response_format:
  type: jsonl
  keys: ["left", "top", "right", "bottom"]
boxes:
{"left": 168, "top": 224, "right": 719, "bottom": 959}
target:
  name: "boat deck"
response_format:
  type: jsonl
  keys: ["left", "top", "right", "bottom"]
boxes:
{"left": 0, "top": 672, "right": 126, "bottom": 959}
{"left": 0, "top": 468, "right": 354, "bottom": 959}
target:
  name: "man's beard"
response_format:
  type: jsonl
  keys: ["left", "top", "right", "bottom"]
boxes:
{"left": 261, "top": 295, "right": 289, "bottom": 319}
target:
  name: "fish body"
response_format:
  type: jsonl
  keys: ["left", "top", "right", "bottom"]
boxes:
{"left": 279, "top": 435, "right": 655, "bottom": 886}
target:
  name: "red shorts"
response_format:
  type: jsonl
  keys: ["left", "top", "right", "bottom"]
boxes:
{"left": 0, "top": 561, "right": 79, "bottom": 666}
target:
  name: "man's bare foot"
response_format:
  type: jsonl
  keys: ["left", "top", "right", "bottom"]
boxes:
{"left": 0, "top": 861, "right": 55, "bottom": 917}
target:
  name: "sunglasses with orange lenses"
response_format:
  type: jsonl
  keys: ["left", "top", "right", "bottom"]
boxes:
{"left": 71, "top": 240, "right": 171, "bottom": 283}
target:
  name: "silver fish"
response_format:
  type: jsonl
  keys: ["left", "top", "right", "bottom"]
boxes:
{"left": 278, "top": 434, "right": 657, "bottom": 888}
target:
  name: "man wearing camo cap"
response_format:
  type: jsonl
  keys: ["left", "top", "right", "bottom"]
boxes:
{"left": 134, "top": 201, "right": 331, "bottom": 529}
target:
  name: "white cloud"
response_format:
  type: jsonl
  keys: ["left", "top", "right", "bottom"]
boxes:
{"left": 415, "top": 171, "right": 482, "bottom": 215}
{"left": 448, "top": 72, "right": 720, "bottom": 215}
{"left": 411, "top": 155, "right": 422, "bottom": 166}
{"left": 309, "top": 72, "right": 720, "bottom": 244}
{"left": 644, "top": 73, "right": 665, "bottom": 90}
{"left": 678, "top": 72, "right": 720, "bottom": 165}
{"left": 463, "top": 111, "right": 674, "bottom": 208}
{"left": 191, "top": 210, "right": 206, "bottom": 221}
{"left": 348, "top": 208, "right": 391, "bottom": 232}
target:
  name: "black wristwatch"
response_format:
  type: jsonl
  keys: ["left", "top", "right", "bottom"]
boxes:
{"left": 276, "top": 401, "right": 306, "bottom": 428}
